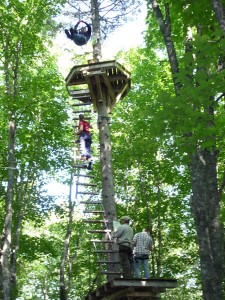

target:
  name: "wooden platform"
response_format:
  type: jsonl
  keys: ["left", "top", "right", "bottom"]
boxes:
{"left": 65, "top": 60, "right": 131, "bottom": 113}
{"left": 85, "top": 278, "right": 178, "bottom": 300}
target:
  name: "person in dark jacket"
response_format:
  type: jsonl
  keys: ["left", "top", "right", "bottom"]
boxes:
{"left": 65, "top": 20, "right": 91, "bottom": 46}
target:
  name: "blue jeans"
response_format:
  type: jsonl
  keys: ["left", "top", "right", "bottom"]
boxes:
{"left": 80, "top": 133, "right": 92, "bottom": 159}
{"left": 133, "top": 258, "right": 150, "bottom": 279}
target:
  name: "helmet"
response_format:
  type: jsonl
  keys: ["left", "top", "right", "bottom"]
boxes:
{"left": 74, "top": 34, "right": 87, "bottom": 46}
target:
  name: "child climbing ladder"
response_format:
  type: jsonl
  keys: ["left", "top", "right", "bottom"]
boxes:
{"left": 76, "top": 113, "right": 92, "bottom": 170}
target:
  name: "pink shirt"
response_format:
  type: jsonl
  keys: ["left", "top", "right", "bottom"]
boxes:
{"left": 79, "top": 120, "right": 90, "bottom": 132}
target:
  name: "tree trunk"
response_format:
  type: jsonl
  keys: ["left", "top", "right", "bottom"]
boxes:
{"left": 97, "top": 88, "right": 120, "bottom": 279}
{"left": 150, "top": 1, "right": 223, "bottom": 299}
{"left": 11, "top": 172, "right": 36, "bottom": 299}
{"left": 151, "top": 0, "right": 180, "bottom": 92}
{"left": 189, "top": 149, "right": 222, "bottom": 300}
{"left": 60, "top": 173, "right": 74, "bottom": 300}
{"left": 1, "top": 36, "right": 17, "bottom": 300}
{"left": 91, "top": 0, "right": 102, "bottom": 62}
{"left": 156, "top": 164, "right": 162, "bottom": 277}
{"left": 211, "top": 0, "right": 225, "bottom": 33}
{"left": 97, "top": 91, "right": 117, "bottom": 224}
{"left": 1, "top": 117, "right": 16, "bottom": 300}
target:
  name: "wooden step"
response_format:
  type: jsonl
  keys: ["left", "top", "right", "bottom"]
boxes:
{"left": 83, "top": 219, "right": 108, "bottom": 224}
{"left": 72, "top": 97, "right": 91, "bottom": 103}
{"left": 98, "top": 260, "right": 121, "bottom": 264}
{"left": 77, "top": 191, "right": 99, "bottom": 195}
{"left": 83, "top": 210, "right": 104, "bottom": 214}
{"left": 73, "top": 109, "right": 92, "bottom": 114}
{"left": 80, "top": 201, "right": 102, "bottom": 205}
{"left": 76, "top": 182, "right": 97, "bottom": 187}
{"left": 95, "top": 250, "right": 116, "bottom": 254}
{"left": 70, "top": 89, "right": 91, "bottom": 97}
{"left": 72, "top": 102, "right": 92, "bottom": 106}
{"left": 74, "top": 174, "right": 95, "bottom": 178}
{"left": 91, "top": 239, "right": 113, "bottom": 243}
{"left": 100, "top": 271, "right": 122, "bottom": 275}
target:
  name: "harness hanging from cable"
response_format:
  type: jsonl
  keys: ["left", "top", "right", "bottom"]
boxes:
{"left": 65, "top": 20, "right": 92, "bottom": 46}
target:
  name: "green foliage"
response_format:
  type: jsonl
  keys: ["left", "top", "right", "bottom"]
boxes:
{"left": 1, "top": 0, "right": 225, "bottom": 298}
{"left": 109, "top": 1, "right": 225, "bottom": 299}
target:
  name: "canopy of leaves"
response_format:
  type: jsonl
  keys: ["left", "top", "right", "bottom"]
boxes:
{"left": 1, "top": 0, "right": 225, "bottom": 299}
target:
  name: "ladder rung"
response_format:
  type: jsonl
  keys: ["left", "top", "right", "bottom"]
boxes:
{"left": 73, "top": 110, "right": 92, "bottom": 114}
{"left": 88, "top": 229, "right": 111, "bottom": 234}
{"left": 83, "top": 210, "right": 104, "bottom": 214}
{"left": 98, "top": 261, "right": 121, "bottom": 264}
{"left": 91, "top": 239, "right": 114, "bottom": 243}
{"left": 76, "top": 182, "right": 97, "bottom": 187}
{"left": 77, "top": 192, "right": 99, "bottom": 195}
{"left": 72, "top": 97, "right": 91, "bottom": 102}
{"left": 100, "top": 271, "right": 122, "bottom": 275}
{"left": 84, "top": 219, "right": 108, "bottom": 223}
{"left": 74, "top": 174, "right": 95, "bottom": 178}
{"left": 72, "top": 102, "right": 92, "bottom": 106}
{"left": 80, "top": 201, "right": 102, "bottom": 204}
{"left": 70, "top": 89, "right": 90, "bottom": 96}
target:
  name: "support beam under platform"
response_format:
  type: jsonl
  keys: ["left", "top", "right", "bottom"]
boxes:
{"left": 85, "top": 278, "right": 178, "bottom": 300}
{"left": 65, "top": 60, "right": 131, "bottom": 113}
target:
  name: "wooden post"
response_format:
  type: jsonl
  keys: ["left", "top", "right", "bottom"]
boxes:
{"left": 96, "top": 85, "right": 120, "bottom": 280}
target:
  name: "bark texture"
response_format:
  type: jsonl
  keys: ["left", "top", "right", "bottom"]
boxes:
{"left": 60, "top": 174, "right": 75, "bottom": 300}
{"left": 150, "top": 1, "right": 223, "bottom": 299}
{"left": 190, "top": 149, "right": 222, "bottom": 300}
{"left": 1, "top": 34, "right": 17, "bottom": 300}
{"left": 97, "top": 88, "right": 120, "bottom": 279}
{"left": 91, "top": 0, "right": 102, "bottom": 62}
{"left": 211, "top": 0, "right": 225, "bottom": 33}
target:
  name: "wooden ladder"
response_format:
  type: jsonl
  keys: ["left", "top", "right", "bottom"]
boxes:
{"left": 72, "top": 97, "right": 122, "bottom": 280}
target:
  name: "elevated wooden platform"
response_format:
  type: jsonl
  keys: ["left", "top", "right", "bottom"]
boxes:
{"left": 85, "top": 278, "right": 178, "bottom": 300}
{"left": 65, "top": 60, "right": 131, "bottom": 113}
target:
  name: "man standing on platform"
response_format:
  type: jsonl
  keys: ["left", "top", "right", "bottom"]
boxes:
{"left": 113, "top": 216, "right": 133, "bottom": 279}
{"left": 132, "top": 228, "right": 153, "bottom": 279}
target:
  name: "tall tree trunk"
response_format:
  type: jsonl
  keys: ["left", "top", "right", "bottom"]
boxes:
{"left": 97, "top": 90, "right": 117, "bottom": 225}
{"left": 151, "top": 0, "right": 180, "bottom": 92}
{"left": 11, "top": 171, "right": 36, "bottom": 299}
{"left": 1, "top": 36, "right": 17, "bottom": 300}
{"left": 150, "top": 1, "right": 223, "bottom": 299}
{"left": 189, "top": 149, "right": 222, "bottom": 300}
{"left": 138, "top": 162, "right": 155, "bottom": 276}
{"left": 97, "top": 88, "right": 120, "bottom": 279}
{"left": 60, "top": 173, "right": 74, "bottom": 300}
{"left": 91, "top": 0, "right": 102, "bottom": 62}
{"left": 156, "top": 160, "right": 162, "bottom": 277}
{"left": 211, "top": 0, "right": 225, "bottom": 32}
{"left": 1, "top": 117, "right": 16, "bottom": 300}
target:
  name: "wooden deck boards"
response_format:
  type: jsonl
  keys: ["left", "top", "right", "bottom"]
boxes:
{"left": 85, "top": 278, "right": 178, "bottom": 300}
{"left": 65, "top": 60, "right": 131, "bottom": 113}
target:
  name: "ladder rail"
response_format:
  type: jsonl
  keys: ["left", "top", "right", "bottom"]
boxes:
{"left": 71, "top": 98, "right": 122, "bottom": 283}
